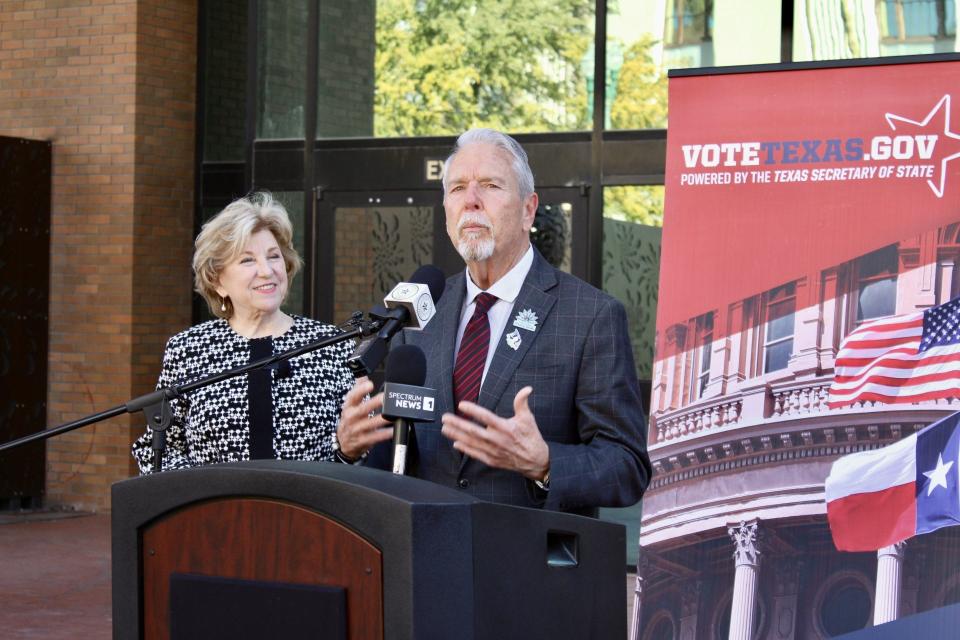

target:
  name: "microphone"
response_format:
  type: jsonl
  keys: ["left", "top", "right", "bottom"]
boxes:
{"left": 346, "top": 265, "right": 446, "bottom": 378}
{"left": 383, "top": 264, "right": 446, "bottom": 330}
{"left": 381, "top": 344, "right": 435, "bottom": 475}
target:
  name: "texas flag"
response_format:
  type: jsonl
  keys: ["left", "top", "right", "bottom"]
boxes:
{"left": 825, "top": 411, "right": 960, "bottom": 552}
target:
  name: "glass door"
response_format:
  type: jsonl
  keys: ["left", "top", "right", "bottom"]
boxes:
{"left": 314, "top": 189, "right": 457, "bottom": 324}
{"left": 314, "top": 186, "right": 590, "bottom": 324}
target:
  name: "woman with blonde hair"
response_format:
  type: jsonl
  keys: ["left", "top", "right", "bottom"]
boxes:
{"left": 132, "top": 192, "right": 353, "bottom": 473}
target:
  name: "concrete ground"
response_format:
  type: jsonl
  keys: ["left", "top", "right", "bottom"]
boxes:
{"left": 0, "top": 512, "right": 112, "bottom": 639}
{"left": 0, "top": 511, "right": 637, "bottom": 638}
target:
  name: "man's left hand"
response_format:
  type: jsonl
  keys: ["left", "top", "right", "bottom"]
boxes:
{"left": 441, "top": 386, "right": 549, "bottom": 481}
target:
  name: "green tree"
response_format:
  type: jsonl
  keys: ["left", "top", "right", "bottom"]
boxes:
{"left": 609, "top": 34, "right": 667, "bottom": 130}
{"left": 374, "top": 0, "right": 593, "bottom": 137}
{"left": 603, "top": 185, "right": 664, "bottom": 227}
{"left": 604, "top": 35, "right": 667, "bottom": 226}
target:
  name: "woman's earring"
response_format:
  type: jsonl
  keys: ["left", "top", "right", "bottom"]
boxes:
{"left": 221, "top": 297, "right": 227, "bottom": 312}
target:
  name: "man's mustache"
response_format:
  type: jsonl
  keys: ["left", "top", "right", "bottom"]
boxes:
{"left": 457, "top": 213, "right": 492, "bottom": 232}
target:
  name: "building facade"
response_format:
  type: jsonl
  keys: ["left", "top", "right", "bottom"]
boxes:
{"left": 638, "top": 226, "right": 960, "bottom": 638}
{"left": 1, "top": 8, "right": 959, "bottom": 640}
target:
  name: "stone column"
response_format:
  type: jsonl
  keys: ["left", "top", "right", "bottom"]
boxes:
{"left": 874, "top": 542, "right": 906, "bottom": 625}
{"left": 728, "top": 520, "right": 762, "bottom": 640}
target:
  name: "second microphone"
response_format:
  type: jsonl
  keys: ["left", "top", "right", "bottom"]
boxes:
{"left": 381, "top": 344, "right": 436, "bottom": 475}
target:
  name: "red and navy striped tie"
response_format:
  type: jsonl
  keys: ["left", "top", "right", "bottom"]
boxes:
{"left": 453, "top": 292, "right": 498, "bottom": 410}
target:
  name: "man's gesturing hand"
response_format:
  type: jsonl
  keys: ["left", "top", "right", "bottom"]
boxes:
{"left": 336, "top": 377, "right": 392, "bottom": 460}
{"left": 440, "top": 386, "right": 550, "bottom": 481}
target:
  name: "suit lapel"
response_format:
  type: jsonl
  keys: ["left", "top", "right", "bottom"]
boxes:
{"left": 477, "top": 252, "right": 558, "bottom": 413}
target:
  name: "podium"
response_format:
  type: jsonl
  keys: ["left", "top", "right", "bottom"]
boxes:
{"left": 112, "top": 460, "right": 627, "bottom": 640}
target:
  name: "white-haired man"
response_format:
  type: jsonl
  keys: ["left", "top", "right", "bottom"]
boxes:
{"left": 337, "top": 128, "right": 650, "bottom": 514}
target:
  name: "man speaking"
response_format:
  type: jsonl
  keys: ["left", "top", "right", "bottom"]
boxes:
{"left": 336, "top": 128, "right": 651, "bottom": 514}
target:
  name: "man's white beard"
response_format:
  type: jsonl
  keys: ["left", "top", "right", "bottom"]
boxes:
{"left": 456, "top": 213, "right": 495, "bottom": 262}
{"left": 457, "top": 235, "right": 495, "bottom": 262}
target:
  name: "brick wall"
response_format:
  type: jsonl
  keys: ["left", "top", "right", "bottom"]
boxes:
{"left": 0, "top": 0, "right": 196, "bottom": 511}
{"left": 130, "top": 0, "right": 196, "bottom": 477}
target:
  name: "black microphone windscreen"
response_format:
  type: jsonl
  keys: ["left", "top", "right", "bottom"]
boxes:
{"left": 409, "top": 265, "right": 445, "bottom": 303}
{"left": 384, "top": 344, "right": 427, "bottom": 386}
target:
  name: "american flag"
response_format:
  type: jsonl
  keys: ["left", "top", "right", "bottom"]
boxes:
{"left": 828, "top": 297, "right": 960, "bottom": 408}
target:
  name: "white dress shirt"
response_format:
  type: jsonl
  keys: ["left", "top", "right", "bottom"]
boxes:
{"left": 454, "top": 245, "right": 535, "bottom": 388}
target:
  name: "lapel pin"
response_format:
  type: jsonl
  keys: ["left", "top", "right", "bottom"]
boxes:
{"left": 505, "top": 329, "right": 522, "bottom": 351}
{"left": 513, "top": 309, "right": 538, "bottom": 332}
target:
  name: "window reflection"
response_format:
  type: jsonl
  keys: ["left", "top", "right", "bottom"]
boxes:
{"left": 664, "top": 0, "right": 713, "bottom": 46}
{"left": 690, "top": 312, "right": 713, "bottom": 399}
{"left": 373, "top": 0, "right": 594, "bottom": 137}
{"left": 880, "top": 0, "right": 957, "bottom": 40}
{"left": 257, "top": 2, "right": 308, "bottom": 139}
{"left": 856, "top": 245, "right": 898, "bottom": 323}
{"left": 202, "top": 0, "right": 247, "bottom": 161}
{"left": 531, "top": 203, "right": 572, "bottom": 273}
{"left": 249, "top": 1, "right": 960, "bottom": 143}
{"left": 763, "top": 283, "right": 795, "bottom": 374}
{"left": 604, "top": 185, "right": 664, "bottom": 227}
{"left": 795, "top": 0, "right": 957, "bottom": 60}
{"left": 603, "top": 0, "right": 957, "bottom": 132}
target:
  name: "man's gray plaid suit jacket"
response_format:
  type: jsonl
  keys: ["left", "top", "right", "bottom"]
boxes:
{"left": 396, "top": 249, "right": 651, "bottom": 514}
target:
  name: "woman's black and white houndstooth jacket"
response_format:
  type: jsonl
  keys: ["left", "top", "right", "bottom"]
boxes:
{"left": 131, "top": 315, "right": 354, "bottom": 474}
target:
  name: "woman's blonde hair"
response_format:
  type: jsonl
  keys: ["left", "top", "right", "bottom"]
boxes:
{"left": 193, "top": 192, "right": 302, "bottom": 318}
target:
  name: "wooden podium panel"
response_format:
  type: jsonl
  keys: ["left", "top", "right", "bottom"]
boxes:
{"left": 141, "top": 498, "right": 382, "bottom": 640}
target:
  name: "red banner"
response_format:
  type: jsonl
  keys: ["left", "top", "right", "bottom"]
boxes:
{"left": 659, "top": 60, "right": 960, "bottom": 335}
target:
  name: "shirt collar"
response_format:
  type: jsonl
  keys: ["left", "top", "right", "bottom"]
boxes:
{"left": 465, "top": 244, "right": 534, "bottom": 305}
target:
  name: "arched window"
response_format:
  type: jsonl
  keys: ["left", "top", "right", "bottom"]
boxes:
{"left": 643, "top": 609, "right": 676, "bottom": 640}
{"left": 813, "top": 572, "right": 873, "bottom": 638}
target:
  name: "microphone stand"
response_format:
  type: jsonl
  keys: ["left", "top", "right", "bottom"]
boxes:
{"left": 0, "top": 312, "right": 383, "bottom": 473}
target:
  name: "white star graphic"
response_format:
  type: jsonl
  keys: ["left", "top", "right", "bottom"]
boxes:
{"left": 922, "top": 452, "right": 955, "bottom": 496}
{"left": 885, "top": 95, "right": 960, "bottom": 198}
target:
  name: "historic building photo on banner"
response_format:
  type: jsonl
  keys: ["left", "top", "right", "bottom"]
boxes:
{"left": 642, "top": 57, "right": 960, "bottom": 639}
